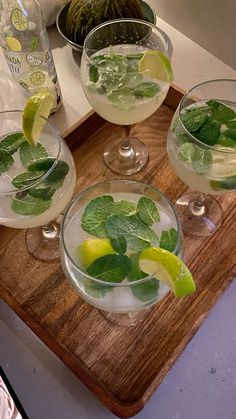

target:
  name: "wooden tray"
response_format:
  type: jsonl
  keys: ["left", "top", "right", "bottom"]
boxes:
{"left": 0, "top": 86, "right": 235, "bottom": 418}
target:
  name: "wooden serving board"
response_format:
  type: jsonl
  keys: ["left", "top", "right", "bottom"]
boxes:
{"left": 0, "top": 86, "right": 235, "bottom": 418}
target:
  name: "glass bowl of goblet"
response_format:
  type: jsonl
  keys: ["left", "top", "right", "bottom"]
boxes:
{"left": 0, "top": 110, "right": 76, "bottom": 261}
{"left": 80, "top": 18, "right": 172, "bottom": 175}
{"left": 60, "top": 179, "right": 183, "bottom": 327}
{"left": 167, "top": 79, "right": 236, "bottom": 237}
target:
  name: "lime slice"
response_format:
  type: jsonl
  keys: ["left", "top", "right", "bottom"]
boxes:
{"left": 138, "top": 51, "right": 174, "bottom": 82}
{"left": 11, "top": 8, "right": 28, "bottom": 31}
{"left": 5, "top": 36, "right": 22, "bottom": 52}
{"left": 139, "top": 247, "right": 196, "bottom": 297}
{"left": 22, "top": 91, "right": 54, "bottom": 146}
{"left": 77, "top": 238, "right": 115, "bottom": 268}
{"left": 30, "top": 71, "right": 45, "bottom": 86}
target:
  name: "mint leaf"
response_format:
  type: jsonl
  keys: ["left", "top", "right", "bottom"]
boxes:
{"left": 20, "top": 142, "right": 48, "bottom": 167}
{"left": 12, "top": 170, "right": 44, "bottom": 188}
{"left": 128, "top": 254, "right": 159, "bottom": 302}
{"left": 106, "top": 214, "right": 159, "bottom": 252}
{"left": 108, "top": 88, "right": 136, "bottom": 110}
{"left": 87, "top": 254, "right": 132, "bottom": 282}
{"left": 81, "top": 195, "right": 115, "bottom": 238}
{"left": 206, "top": 99, "right": 236, "bottom": 122}
{"left": 223, "top": 129, "right": 236, "bottom": 140}
{"left": 27, "top": 186, "right": 56, "bottom": 200}
{"left": 28, "top": 158, "right": 69, "bottom": 186}
{"left": 220, "top": 175, "right": 236, "bottom": 190}
{"left": 45, "top": 161, "right": 69, "bottom": 185}
{"left": 89, "top": 64, "right": 99, "bottom": 83}
{"left": 181, "top": 109, "right": 209, "bottom": 132}
{"left": 137, "top": 197, "right": 160, "bottom": 225}
{"left": 178, "top": 143, "right": 213, "bottom": 174}
{"left": 173, "top": 117, "right": 191, "bottom": 146}
{"left": 218, "top": 134, "right": 236, "bottom": 148}
{"left": 113, "top": 200, "right": 136, "bottom": 215}
{"left": 160, "top": 228, "right": 178, "bottom": 252}
{"left": 191, "top": 147, "right": 213, "bottom": 174}
{"left": 110, "top": 236, "right": 127, "bottom": 254}
{"left": 0, "top": 132, "right": 26, "bottom": 154}
{"left": 226, "top": 120, "right": 236, "bottom": 129}
{"left": 27, "top": 157, "right": 56, "bottom": 172}
{"left": 133, "top": 82, "right": 160, "bottom": 98}
{"left": 197, "top": 117, "right": 220, "bottom": 145}
{"left": 11, "top": 195, "right": 51, "bottom": 215}
{"left": 178, "top": 142, "right": 195, "bottom": 163}
{"left": 0, "top": 149, "right": 14, "bottom": 174}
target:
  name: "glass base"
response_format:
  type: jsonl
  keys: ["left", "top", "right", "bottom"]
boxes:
{"left": 100, "top": 307, "right": 152, "bottom": 327}
{"left": 103, "top": 137, "right": 149, "bottom": 175}
{"left": 175, "top": 191, "right": 223, "bottom": 237}
{"left": 25, "top": 221, "right": 60, "bottom": 261}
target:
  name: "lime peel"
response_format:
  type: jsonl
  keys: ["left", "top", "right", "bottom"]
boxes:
{"left": 22, "top": 91, "right": 54, "bottom": 146}
{"left": 139, "top": 247, "right": 196, "bottom": 297}
{"left": 138, "top": 50, "right": 174, "bottom": 83}
{"left": 77, "top": 238, "right": 115, "bottom": 269}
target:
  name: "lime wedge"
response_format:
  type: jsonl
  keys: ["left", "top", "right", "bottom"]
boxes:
{"left": 22, "top": 91, "right": 54, "bottom": 146}
{"left": 77, "top": 238, "right": 115, "bottom": 268}
{"left": 138, "top": 51, "right": 174, "bottom": 82}
{"left": 139, "top": 247, "right": 196, "bottom": 297}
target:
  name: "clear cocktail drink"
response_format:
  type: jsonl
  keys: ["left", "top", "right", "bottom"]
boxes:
{"left": 168, "top": 100, "right": 236, "bottom": 195}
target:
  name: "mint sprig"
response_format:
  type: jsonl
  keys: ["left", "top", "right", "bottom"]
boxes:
{"left": 128, "top": 254, "right": 159, "bottom": 302}
{"left": 11, "top": 195, "right": 51, "bottom": 215}
{"left": 160, "top": 228, "right": 178, "bottom": 252}
{"left": 0, "top": 149, "right": 14, "bottom": 174}
{"left": 206, "top": 99, "right": 236, "bottom": 122}
{"left": 110, "top": 236, "right": 127, "bottom": 254}
{"left": 87, "top": 254, "right": 132, "bottom": 282}
{"left": 106, "top": 213, "right": 159, "bottom": 252}
{"left": 137, "top": 196, "right": 160, "bottom": 225}
{"left": 81, "top": 196, "right": 137, "bottom": 238}
{"left": 20, "top": 142, "right": 48, "bottom": 167}
{"left": 0, "top": 132, "right": 26, "bottom": 154}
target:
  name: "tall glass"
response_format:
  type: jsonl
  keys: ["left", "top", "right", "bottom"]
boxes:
{"left": 60, "top": 179, "right": 182, "bottom": 327}
{"left": 81, "top": 19, "right": 171, "bottom": 175}
{"left": 0, "top": 110, "right": 76, "bottom": 260}
{"left": 167, "top": 79, "right": 236, "bottom": 236}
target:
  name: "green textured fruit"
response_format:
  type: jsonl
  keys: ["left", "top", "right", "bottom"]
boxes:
{"left": 66, "top": 0, "right": 145, "bottom": 44}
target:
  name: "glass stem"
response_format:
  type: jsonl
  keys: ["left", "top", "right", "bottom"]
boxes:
{"left": 119, "top": 125, "right": 134, "bottom": 159}
{"left": 189, "top": 192, "right": 206, "bottom": 217}
{"left": 42, "top": 221, "right": 60, "bottom": 240}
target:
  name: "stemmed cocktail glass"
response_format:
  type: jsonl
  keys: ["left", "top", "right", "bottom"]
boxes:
{"left": 167, "top": 79, "right": 236, "bottom": 237}
{"left": 60, "top": 179, "right": 184, "bottom": 326}
{"left": 0, "top": 110, "right": 76, "bottom": 260}
{"left": 81, "top": 19, "right": 172, "bottom": 175}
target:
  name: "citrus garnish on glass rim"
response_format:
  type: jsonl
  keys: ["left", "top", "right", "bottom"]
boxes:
{"left": 139, "top": 247, "right": 196, "bottom": 297}
{"left": 138, "top": 50, "right": 174, "bottom": 82}
{"left": 22, "top": 91, "right": 54, "bottom": 146}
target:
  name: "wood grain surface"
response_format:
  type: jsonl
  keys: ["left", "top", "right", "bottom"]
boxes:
{"left": 0, "top": 86, "right": 235, "bottom": 418}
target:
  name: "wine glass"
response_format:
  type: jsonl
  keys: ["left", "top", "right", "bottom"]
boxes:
{"left": 167, "top": 79, "right": 236, "bottom": 237}
{"left": 81, "top": 19, "right": 171, "bottom": 175}
{"left": 0, "top": 110, "right": 76, "bottom": 261}
{"left": 60, "top": 179, "right": 183, "bottom": 327}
